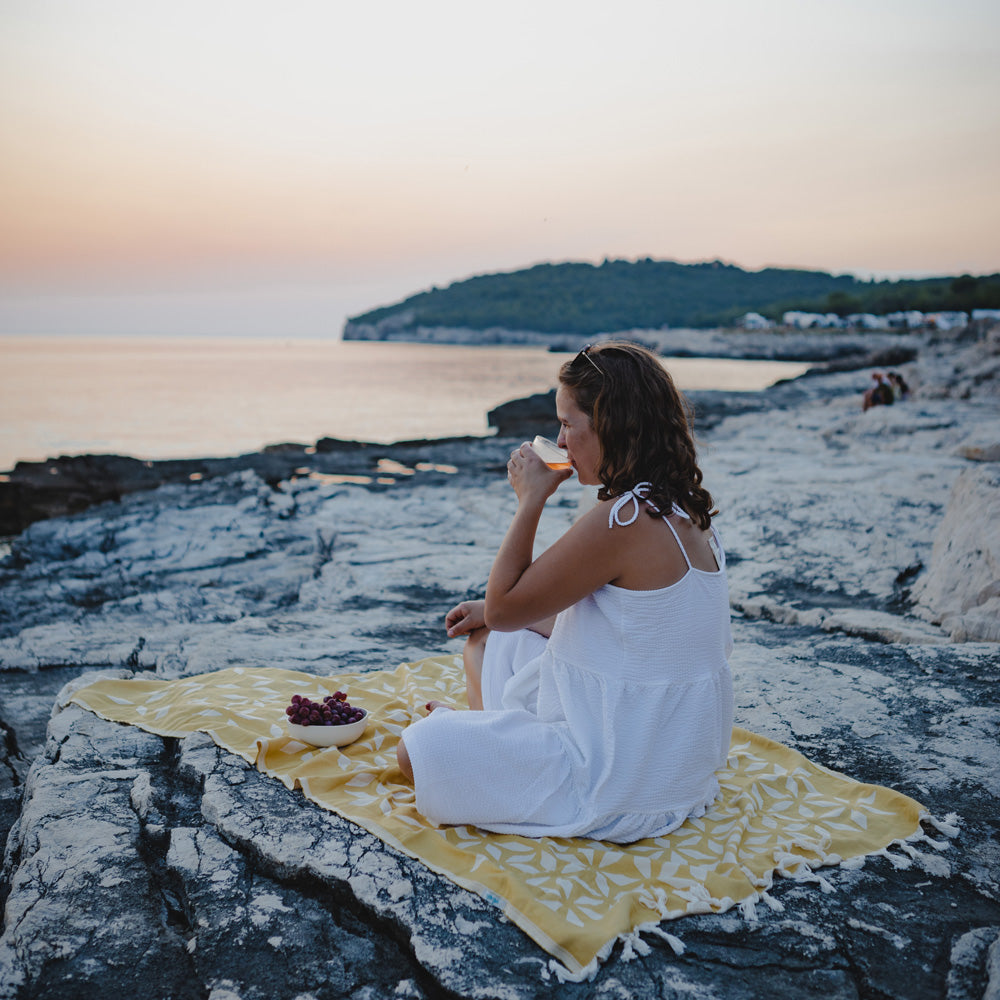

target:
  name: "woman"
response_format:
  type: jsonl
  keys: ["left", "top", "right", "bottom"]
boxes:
{"left": 397, "top": 342, "right": 733, "bottom": 843}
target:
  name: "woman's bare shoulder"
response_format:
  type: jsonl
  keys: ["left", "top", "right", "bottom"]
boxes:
{"left": 594, "top": 500, "right": 693, "bottom": 589}
{"left": 576, "top": 498, "right": 619, "bottom": 534}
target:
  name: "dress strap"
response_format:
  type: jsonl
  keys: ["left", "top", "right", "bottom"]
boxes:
{"left": 661, "top": 513, "right": 693, "bottom": 570}
{"left": 709, "top": 524, "right": 727, "bottom": 570}
{"left": 664, "top": 508, "right": 728, "bottom": 572}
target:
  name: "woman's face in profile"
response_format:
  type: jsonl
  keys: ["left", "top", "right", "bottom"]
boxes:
{"left": 555, "top": 386, "right": 601, "bottom": 486}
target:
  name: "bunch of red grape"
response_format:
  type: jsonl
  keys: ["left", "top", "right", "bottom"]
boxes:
{"left": 285, "top": 691, "right": 365, "bottom": 727}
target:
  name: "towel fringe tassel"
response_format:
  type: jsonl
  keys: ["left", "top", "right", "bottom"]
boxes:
{"left": 922, "top": 811, "right": 961, "bottom": 839}
{"left": 620, "top": 931, "right": 652, "bottom": 962}
{"left": 647, "top": 925, "right": 686, "bottom": 955}
{"left": 873, "top": 847, "right": 912, "bottom": 870}
{"left": 548, "top": 958, "right": 597, "bottom": 985}
{"left": 547, "top": 946, "right": 607, "bottom": 984}
{"left": 761, "top": 891, "right": 785, "bottom": 913}
{"left": 774, "top": 853, "right": 837, "bottom": 892}
{"left": 546, "top": 918, "right": 689, "bottom": 983}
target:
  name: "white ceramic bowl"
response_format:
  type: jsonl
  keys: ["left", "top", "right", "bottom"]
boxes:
{"left": 286, "top": 709, "right": 369, "bottom": 747}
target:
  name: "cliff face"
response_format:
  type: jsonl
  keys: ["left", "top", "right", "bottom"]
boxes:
{"left": 1, "top": 326, "right": 998, "bottom": 998}
{"left": 342, "top": 307, "right": 418, "bottom": 341}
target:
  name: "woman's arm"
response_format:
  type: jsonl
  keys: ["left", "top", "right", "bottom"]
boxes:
{"left": 484, "top": 445, "right": 624, "bottom": 632}
{"left": 527, "top": 614, "right": 558, "bottom": 638}
{"left": 445, "top": 598, "right": 555, "bottom": 639}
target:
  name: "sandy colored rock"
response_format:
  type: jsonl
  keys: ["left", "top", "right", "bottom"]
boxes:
{"left": 913, "top": 465, "right": 1000, "bottom": 641}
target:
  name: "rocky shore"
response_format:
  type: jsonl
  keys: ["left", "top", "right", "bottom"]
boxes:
{"left": 1, "top": 324, "right": 998, "bottom": 999}
{"left": 343, "top": 315, "right": 922, "bottom": 363}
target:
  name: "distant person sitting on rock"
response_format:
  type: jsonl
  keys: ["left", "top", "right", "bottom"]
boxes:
{"left": 397, "top": 342, "right": 733, "bottom": 843}
{"left": 888, "top": 371, "right": 910, "bottom": 401}
{"left": 863, "top": 372, "right": 895, "bottom": 411}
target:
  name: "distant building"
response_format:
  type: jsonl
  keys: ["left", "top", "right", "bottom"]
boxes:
{"left": 886, "top": 311, "right": 925, "bottom": 329}
{"left": 782, "top": 311, "right": 845, "bottom": 329}
{"left": 736, "top": 311, "right": 774, "bottom": 330}
{"left": 845, "top": 313, "right": 891, "bottom": 330}
{"left": 774, "top": 308, "right": 984, "bottom": 333}
{"left": 925, "top": 311, "right": 969, "bottom": 331}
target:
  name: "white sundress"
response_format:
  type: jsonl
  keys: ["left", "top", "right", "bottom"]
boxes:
{"left": 403, "top": 484, "right": 735, "bottom": 843}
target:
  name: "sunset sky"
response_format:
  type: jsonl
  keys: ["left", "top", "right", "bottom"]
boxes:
{"left": 1, "top": 0, "right": 998, "bottom": 336}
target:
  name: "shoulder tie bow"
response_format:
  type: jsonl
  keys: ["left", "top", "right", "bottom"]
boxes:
{"left": 608, "top": 483, "right": 655, "bottom": 528}
{"left": 608, "top": 483, "right": 692, "bottom": 528}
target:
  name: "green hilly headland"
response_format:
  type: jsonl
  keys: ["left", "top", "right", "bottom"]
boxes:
{"left": 345, "top": 258, "right": 1000, "bottom": 336}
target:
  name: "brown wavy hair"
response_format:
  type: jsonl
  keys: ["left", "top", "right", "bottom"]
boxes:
{"left": 559, "top": 341, "right": 717, "bottom": 529}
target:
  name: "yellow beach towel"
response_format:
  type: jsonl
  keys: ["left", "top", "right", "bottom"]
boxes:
{"left": 71, "top": 655, "right": 950, "bottom": 979}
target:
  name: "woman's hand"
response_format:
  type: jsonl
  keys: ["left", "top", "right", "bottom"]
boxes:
{"left": 506, "top": 443, "right": 572, "bottom": 504}
{"left": 445, "top": 599, "right": 487, "bottom": 638}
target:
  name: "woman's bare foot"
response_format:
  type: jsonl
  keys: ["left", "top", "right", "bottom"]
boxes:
{"left": 425, "top": 700, "right": 452, "bottom": 712}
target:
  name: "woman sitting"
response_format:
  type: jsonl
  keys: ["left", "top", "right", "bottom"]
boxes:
{"left": 397, "top": 342, "right": 734, "bottom": 843}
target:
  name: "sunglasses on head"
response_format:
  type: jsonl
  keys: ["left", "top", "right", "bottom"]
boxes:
{"left": 574, "top": 344, "right": 604, "bottom": 376}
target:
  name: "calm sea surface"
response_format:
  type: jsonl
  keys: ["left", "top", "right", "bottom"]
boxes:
{"left": 0, "top": 337, "right": 807, "bottom": 469}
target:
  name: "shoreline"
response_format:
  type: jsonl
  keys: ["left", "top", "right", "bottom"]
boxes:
{"left": 0, "top": 383, "right": 828, "bottom": 538}
{"left": 341, "top": 319, "right": 926, "bottom": 362}
{"left": 0, "top": 328, "right": 920, "bottom": 476}
{"left": 0, "top": 333, "right": 920, "bottom": 537}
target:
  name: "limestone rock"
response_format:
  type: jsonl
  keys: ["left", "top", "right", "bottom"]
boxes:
{"left": 913, "top": 321, "right": 1000, "bottom": 401}
{"left": 913, "top": 465, "right": 1000, "bottom": 642}
{"left": 956, "top": 432, "right": 1000, "bottom": 462}
{"left": 487, "top": 389, "right": 556, "bottom": 438}
{"left": 3, "top": 631, "right": 997, "bottom": 999}
{"left": 0, "top": 432, "right": 513, "bottom": 538}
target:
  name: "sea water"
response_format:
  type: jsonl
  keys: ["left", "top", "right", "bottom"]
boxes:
{"left": 0, "top": 336, "right": 807, "bottom": 469}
